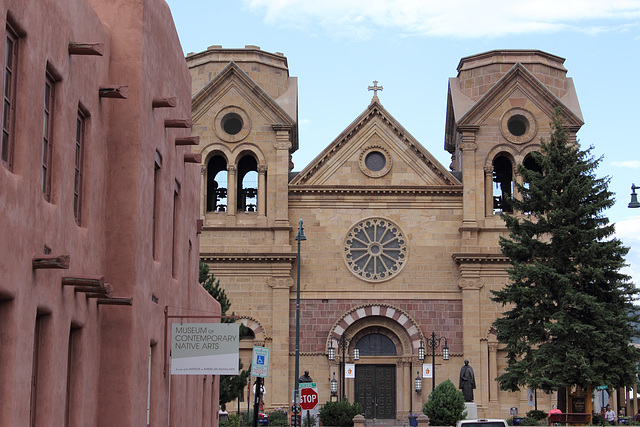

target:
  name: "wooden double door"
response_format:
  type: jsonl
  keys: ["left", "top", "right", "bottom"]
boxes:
{"left": 354, "top": 365, "right": 396, "bottom": 419}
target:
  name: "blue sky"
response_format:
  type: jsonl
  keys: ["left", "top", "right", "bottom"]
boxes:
{"left": 165, "top": 0, "right": 640, "bottom": 284}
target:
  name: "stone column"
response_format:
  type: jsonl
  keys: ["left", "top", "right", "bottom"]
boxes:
{"left": 269, "top": 277, "right": 293, "bottom": 408}
{"left": 458, "top": 125, "right": 479, "bottom": 231}
{"left": 484, "top": 166, "right": 493, "bottom": 217}
{"left": 200, "top": 165, "right": 206, "bottom": 217}
{"left": 272, "top": 125, "right": 292, "bottom": 229}
{"left": 226, "top": 165, "right": 237, "bottom": 216}
{"left": 257, "top": 165, "right": 267, "bottom": 218}
{"left": 458, "top": 277, "right": 484, "bottom": 403}
{"left": 488, "top": 342, "right": 499, "bottom": 402}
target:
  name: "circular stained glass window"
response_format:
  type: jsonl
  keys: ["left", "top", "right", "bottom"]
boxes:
{"left": 344, "top": 218, "right": 407, "bottom": 282}
{"left": 365, "top": 151, "right": 386, "bottom": 172}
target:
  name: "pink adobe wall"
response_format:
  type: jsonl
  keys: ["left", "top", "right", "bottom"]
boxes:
{"left": 0, "top": 0, "right": 220, "bottom": 426}
{"left": 290, "top": 299, "right": 463, "bottom": 354}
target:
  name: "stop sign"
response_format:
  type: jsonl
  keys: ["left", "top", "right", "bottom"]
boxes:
{"left": 300, "top": 387, "right": 318, "bottom": 410}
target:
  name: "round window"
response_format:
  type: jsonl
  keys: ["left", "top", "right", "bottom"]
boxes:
{"left": 365, "top": 151, "right": 386, "bottom": 172}
{"left": 343, "top": 218, "right": 407, "bottom": 282}
{"left": 507, "top": 115, "right": 528, "bottom": 137}
{"left": 222, "top": 113, "right": 243, "bottom": 135}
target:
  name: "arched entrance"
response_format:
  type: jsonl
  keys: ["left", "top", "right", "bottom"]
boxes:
{"left": 326, "top": 304, "right": 424, "bottom": 421}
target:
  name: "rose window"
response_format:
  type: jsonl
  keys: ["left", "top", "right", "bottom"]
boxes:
{"left": 344, "top": 218, "right": 407, "bottom": 282}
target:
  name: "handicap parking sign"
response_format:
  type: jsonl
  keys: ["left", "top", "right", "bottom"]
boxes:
{"left": 252, "top": 347, "right": 270, "bottom": 377}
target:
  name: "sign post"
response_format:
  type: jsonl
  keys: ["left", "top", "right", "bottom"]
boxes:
{"left": 251, "top": 347, "right": 270, "bottom": 427}
{"left": 299, "top": 382, "right": 319, "bottom": 427}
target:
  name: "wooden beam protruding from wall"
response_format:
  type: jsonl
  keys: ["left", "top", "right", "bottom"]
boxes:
{"left": 164, "top": 118, "right": 191, "bottom": 128}
{"left": 62, "top": 276, "right": 104, "bottom": 287}
{"left": 68, "top": 42, "right": 104, "bottom": 56}
{"left": 175, "top": 136, "right": 200, "bottom": 146}
{"left": 99, "top": 86, "right": 128, "bottom": 99}
{"left": 152, "top": 97, "right": 176, "bottom": 108}
{"left": 97, "top": 297, "right": 133, "bottom": 306}
{"left": 33, "top": 255, "right": 70, "bottom": 270}
{"left": 77, "top": 283, "right": 113, "bottom": 298}
{"left": 184, "top": 153, "right": 202, "bottom": 163}
{"left": 197, "top": 219, "right": 204, "bottom": 235}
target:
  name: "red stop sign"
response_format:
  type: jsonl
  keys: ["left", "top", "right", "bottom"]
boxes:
{"left": 300, "top": 387, "right": 318, "bottom": 410}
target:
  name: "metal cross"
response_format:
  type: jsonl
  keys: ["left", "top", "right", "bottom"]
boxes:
{"left": 368, "top": 80, "right": 383, "bottom": 102}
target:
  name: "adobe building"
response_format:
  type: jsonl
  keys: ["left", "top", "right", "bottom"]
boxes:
{"left": 189, "top": 46, "right": 602, "bottom": 421}
{"left": 0, "top": 0, "right": 220, "bottom": 426}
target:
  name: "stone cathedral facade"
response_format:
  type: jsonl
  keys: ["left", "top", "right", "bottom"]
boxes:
{"left": 188, "top": 47, "right": 584, "bottom": 420}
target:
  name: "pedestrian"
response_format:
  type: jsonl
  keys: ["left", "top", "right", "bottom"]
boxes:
{"left": 605, "top": 405, "right": 616, "bottom": 426}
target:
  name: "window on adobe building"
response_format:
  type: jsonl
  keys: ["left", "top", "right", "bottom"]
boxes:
{"left": 172, "top": 181, "right": 179, "bottom": 278}
{"left": 74, "top": 108, "right": 87, "bottom": 225}
{"left": 492, "top": 155, "right": 513, "bottom": 214}
{"left": 152, "top": 151, "right": 162, "bottom": 260}
{"left": 206, "top": 155, "right": 227, "bottom": 212}
{"left": 41, "top": 69, "right": 56, "bottom": 201}
{"left": 237, "top": 154, "right": 257, "bottom": 212}
{"left": 31, "top": 313, "right": 49, "bottom": 427}
{"left": 2, "top": 22, "right": 19, "bottom": 169}
{"left": 64, "top": 325, "right": 81, "bottom": 427}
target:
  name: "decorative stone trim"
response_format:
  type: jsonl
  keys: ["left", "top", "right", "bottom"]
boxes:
{"left": 500, "top": 107, "right": 537, "bottom": 144}
{"left": 268, "top": 277, "right": 293, "bottom": 289}
{"left": 239, "top": 316, "right": 268, "bottom": 341}
{"left": 359, "top": 144, "right": 392, "bottom": 178}
{"left": 457, "top": 278, "right": 484, "bottom": 290}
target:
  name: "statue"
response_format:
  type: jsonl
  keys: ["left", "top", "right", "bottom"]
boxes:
{"left": 299, "top": 370, "right": 313, "bottom": 383}
{"left": 459, "top": 359, "right": 476, "bottom": 402}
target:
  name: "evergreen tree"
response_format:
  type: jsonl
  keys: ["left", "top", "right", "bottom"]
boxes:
{"left": 491, "top": 109, "right": 639, "bottom": 393}
{"left": 199, "top": 260, "right": 250, "bottom": 405}
{"left": 422, "top": 379, "right": 466, "bottom": 425}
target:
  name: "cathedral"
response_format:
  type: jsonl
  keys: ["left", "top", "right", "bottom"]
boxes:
{"left": 188, "top": 47, "right": 586, "bottom": 420}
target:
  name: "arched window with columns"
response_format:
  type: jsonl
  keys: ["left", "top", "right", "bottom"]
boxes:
{"left": 206, "top": 155, "right": 227, "bottom": 212}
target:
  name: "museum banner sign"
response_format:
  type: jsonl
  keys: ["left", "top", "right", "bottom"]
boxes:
{"left": 171, "top": 323, "right": 239, "bottom": 375}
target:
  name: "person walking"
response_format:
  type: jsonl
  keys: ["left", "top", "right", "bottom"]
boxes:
{"left": 605, "top": 405, "right": 616, "bottom": 425}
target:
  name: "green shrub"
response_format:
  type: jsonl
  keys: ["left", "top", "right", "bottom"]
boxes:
{"left": 268, "top": 409, "right": 289, "bottom": 426}
{"left": 518, "top": 416, "right": 540, "bottom": 425}
{"left": 318, "top": 400, "right": 363, "bottom": 427}
{"left": 422, "top": 379, "right": 466, "bottom": 426}
{"left": 526, "top": 410, "right": 547, "bottom": 421}
{"left": 591, "top": 414, "right": 604, "bottom": 426}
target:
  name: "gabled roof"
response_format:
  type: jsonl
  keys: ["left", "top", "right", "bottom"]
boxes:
{"left": 445, "top": 62, "right": 584, "bottom": 153}
{"left": 291, "top": 100, "right": 459, "bottom": 187}
{"left": 191, "top": 61, "right": 298, "bottom": 151}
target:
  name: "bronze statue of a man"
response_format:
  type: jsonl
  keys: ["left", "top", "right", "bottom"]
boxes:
{"left": 459, "top": 359, "right": 476, "bottom": 402}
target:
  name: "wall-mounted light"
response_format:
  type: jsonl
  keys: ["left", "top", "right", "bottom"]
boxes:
{"left": 415, "top": 371, "right": 422, "bottom": 393}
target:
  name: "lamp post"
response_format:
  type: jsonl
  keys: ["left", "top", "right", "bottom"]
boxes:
{"left": 293, "top": 219, "right": 306, "bottom": 427}
{"left": 629, "top": 184, "right": 640, "bottom": 208}
{"left": 424, "top": 331, "right": 449, "bottom": 392}
{"left": 328, "top": 332, "right": 359, "bottom": 401}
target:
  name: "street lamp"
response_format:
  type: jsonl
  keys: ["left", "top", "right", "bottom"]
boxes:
{"left": 330, "top": 373, "right": 338, "bottom": 402}
{"left": 415, "top": 371, "right": 423, "bottom": 393}
{"left": 424, "top": 331, "right": 449, "bottom": 392}
{"left": 629, "top": 184, "right": 640, "bottom": 208}
{"left": 328, "top": 332, "right": 358, "bottom": 401}
{"left": 293, "top": 219, "right": 306, "bottom": 427}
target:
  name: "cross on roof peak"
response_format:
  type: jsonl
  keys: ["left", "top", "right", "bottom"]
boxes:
{"left": 368, "top": 80, "right": 383, "bottom": 103}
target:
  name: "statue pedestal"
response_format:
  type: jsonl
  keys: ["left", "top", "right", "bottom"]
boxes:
{"left": 464, "top": 402, "right": 478, "bottom": 420}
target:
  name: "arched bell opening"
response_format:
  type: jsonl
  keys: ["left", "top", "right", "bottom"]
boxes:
{"left": 493, "top": 155, "right": 514, "bottom": 214}
{"left": 206, "top": 155, "right": 227, "bottom": 212}
{"left": 236, "top": 154, "right": 258, "bottom": 212}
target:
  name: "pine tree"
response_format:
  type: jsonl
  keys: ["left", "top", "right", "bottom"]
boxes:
{"left": 491, "top": 109, "right": 639, "bottom": 393}
{"left": 199, "top": 260, "right": 250, "bottom": 405}
{"left": 422, "top": 379, "right": 466, "bottom": 425}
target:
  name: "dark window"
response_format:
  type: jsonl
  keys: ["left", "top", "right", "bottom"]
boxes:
{"left": 364, "top": 151, "right": 386, "bottom": 172}
{"left": 42, "top": 72, "right": 55, "bottom": 200}
{"left": 507, "top": 114, "right": 528, "bottom": 136}
{"left": 237, "top": 155, "right": 258, "bottom": 212}
{"left": 355, "top": 333, "right": 397, "bottom": 356}
{"left": 74, "top": 109, "right": 86, "bottom": 224}
{"left": 172, "top": 182, "right": 179, "bottom": 278}
{"left": 222, "top": 112, "right": 243, "bottom": 135}
{"left": 65, "top": 326, "right": 80, "bottom": 427}
{"left": 2, "top": 24, "right": 18, "bottom": 168}
{"left": 206, "top": 155, "right": 227, "bottom": 212}
{"left": 152, "top": 152, "right": 162, "bottom": 259}
{"left": 493, "top": 155, "right": 513, "bottom": 214}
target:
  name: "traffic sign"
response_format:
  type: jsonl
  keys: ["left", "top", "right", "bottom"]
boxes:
{"left": 300, "top": 387, "right": 318, "bottom": 410}
{"left": 251, "top": 346, "right": 270, "bottom": 377}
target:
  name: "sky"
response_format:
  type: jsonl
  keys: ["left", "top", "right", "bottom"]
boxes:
{"left": 165, "top": 0, "right": 640, "bottom": 286}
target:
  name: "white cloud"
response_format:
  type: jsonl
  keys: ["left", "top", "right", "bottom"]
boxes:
{"left": 244, "top": 0, "right": 640, "bottom": 39}
{"left": 612, "top": 160, "right": 640, "bottom": 169}
{"left": 615, "top": 216, "right": 640, "bottom": 289}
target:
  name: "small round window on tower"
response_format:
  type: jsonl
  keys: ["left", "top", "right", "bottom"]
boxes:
{"left": 222, "top": 113, "right": 243, "bottom": 135}
{"left": 365, "top": 151, "right": 386, "bottom": 172}
{"left": 507, "top": 115, "right": 528, "bottom": 137}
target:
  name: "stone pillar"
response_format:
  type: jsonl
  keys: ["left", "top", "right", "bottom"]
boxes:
{"left": 488, "top": 342, "right": 499, "bottom": 402}
{"left": 458, "top": 277, "right": 484, "bottom": 403}
{"left": 200, "top": 165, "right": 207, "bottom": 217}
{"left": 257, "top": 165, "right": 267, "bottom": 218}
{"left": 272, "top": 126, "right": 291, "bottom": 229}
{"left": 269, "top": 277, "right": 293, "bottom": 408}
{"left": 484, "top": 166, "right": 493, "bottom": 217}
{"left": 458, "top": 126, "right": 479, "bottom": 231}
{"left": 226, "top": 165, "right": 237, "bottom": 216}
